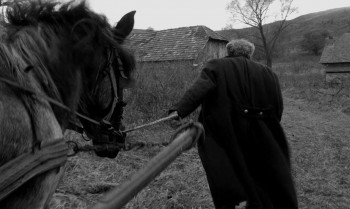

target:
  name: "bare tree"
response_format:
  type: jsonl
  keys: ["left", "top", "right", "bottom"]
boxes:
{"left": 227, "top": 0, "right": 297, "bottom": 67}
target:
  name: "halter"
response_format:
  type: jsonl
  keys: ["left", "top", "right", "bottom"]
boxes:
{"left": 97, "top": 48, "right": 125, "bottom": 122}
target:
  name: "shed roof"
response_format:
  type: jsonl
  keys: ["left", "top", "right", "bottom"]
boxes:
{"left": 129, "top": 26, "right": 228, "bottom": 62}
{"left": 320, "top": 33, "right": 350, "bottom": 64}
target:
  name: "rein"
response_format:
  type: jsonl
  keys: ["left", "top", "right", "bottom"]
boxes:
{"left": 0, "top": 77, "right": 107, "bottom": 129}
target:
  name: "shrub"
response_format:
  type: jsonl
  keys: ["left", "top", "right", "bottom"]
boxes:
{"left": 123, "top": 62, "right": 199, "bottom": 125}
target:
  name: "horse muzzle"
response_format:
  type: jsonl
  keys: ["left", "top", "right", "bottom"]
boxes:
{"left": 91, "top": 130, "right": 126, "bottom": 158}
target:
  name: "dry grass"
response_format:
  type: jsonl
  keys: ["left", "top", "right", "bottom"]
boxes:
{"left": 282, "top": 97, "right": 350, "bottom": 209}
{"left": 53, "top": 57, "right": 350, "bottom": 208}
{"left": 54, "top": 128, "right": 214, "bottom": 209}
{"left": 273, "top": 57, "right": 350, "bottom": 110}
{"left": 123, "top": 62, "right": 199, "bottom": 125}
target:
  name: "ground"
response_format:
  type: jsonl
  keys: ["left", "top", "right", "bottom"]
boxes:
{"left": 52, "top": 93, "right": 350, "bottom": 209}
{"left": 283, "top": 96, "right": 350, "bottom": 208}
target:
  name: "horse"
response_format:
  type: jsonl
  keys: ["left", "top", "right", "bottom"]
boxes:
{"left": 0, "top": 1, "right": 135, "bottom": 208}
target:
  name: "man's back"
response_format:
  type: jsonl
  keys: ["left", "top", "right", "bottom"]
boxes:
{"left": 199, "top": 56, "right": 283, "bottom": 123}
{"left": 196, "top": 56, "right": 297, "bottom": 209}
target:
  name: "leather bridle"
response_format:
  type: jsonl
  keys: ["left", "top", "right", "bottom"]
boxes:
{"left": 68, "top": 48, "right": 128, "bottom": 158}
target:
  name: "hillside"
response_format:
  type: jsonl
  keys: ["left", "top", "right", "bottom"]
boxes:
{"left": 217, "top": 7, "right": 350, "bottom": 55}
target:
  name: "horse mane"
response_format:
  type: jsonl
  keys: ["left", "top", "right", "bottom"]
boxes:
{"left": 0, "top": 0, "right": 135, "bottom": 125}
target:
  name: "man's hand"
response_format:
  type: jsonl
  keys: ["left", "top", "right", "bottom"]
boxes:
{"left": 168, "top": 111, "right": 182, "bottom": 129}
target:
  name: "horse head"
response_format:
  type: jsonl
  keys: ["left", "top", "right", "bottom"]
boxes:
{"left": 72, "top": 11, "right": 136, "bottom": 158}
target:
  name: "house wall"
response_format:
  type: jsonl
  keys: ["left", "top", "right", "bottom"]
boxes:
{"left": 136, "top": 60, "right": 195, "bottom": 72}
{"left": 194, "top": 40, "right": 227, "bottom": 69}
{"left": 325, "top": 73, "right": 350, "bottom": 83}
{"left": 324, "top": 63, "right": 350, "bottom": 73}
{"left": 323, "top": 63, "right": 350, "bottom": 83}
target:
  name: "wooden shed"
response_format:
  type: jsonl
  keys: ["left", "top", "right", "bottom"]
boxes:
{"left": 129, "top": 26, "right": 228, "bottom": 69}
{"left": 320, "top": 33, "right": 350, "bottom": 81}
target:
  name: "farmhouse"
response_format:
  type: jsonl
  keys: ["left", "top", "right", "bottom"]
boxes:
{"left": 320, "top": 33, "right": 350, "bottom": 80}
{"left": 129, "top": 26, "right": 228, "bottom": 69}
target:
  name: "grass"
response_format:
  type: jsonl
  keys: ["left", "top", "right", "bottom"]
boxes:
{"left": 123, "top": 61, "right": 200, "bottom": 125}
{"left": 54, "top": 55, "right": 350, "bottom": 209}
{"left": 273, "top": 55, "right": 350, "bottom": 109}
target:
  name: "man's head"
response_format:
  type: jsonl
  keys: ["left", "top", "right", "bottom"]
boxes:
{"left": 226, "top": 39, "right": 255, "bottom": 59}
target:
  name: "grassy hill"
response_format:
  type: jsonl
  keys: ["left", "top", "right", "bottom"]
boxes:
{"left": 217, "top": 7, "right": 350, "bottom": 56}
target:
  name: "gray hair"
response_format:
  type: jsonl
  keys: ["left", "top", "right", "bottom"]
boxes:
{"left": 226, "top": 39, "right": 255, "bottom": 59}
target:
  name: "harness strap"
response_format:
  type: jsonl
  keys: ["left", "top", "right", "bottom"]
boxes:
{"left": 0, "top": 138, "right": 68, "bottom": 201}
{"left": 104, "top": 64, "right": 119, "bottom": 121}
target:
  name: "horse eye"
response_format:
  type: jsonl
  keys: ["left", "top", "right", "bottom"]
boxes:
{"left": 24, "top": 66, "right": 34, "bottom": 73}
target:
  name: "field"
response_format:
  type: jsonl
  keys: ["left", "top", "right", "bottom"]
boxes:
{"left": 52, "top": 56, "right": 350, "bottom": 209}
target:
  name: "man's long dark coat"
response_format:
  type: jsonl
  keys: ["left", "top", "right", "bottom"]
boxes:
{"left": 172, "top": 56, "right": 298, "bottom": 209}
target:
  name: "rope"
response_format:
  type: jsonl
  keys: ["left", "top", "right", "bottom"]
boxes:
{"left": 122, "top": 113, "right": 179, "bottom": 133}
{"left": 0, "top": 77, "right": 101, "bottom": 126}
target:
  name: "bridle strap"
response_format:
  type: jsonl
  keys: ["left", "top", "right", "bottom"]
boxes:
{"left": 67, "top": 49, "right": 125, "bottom": 136}
{"left": 103, "top": 61, "right": 119, "bottom": 121}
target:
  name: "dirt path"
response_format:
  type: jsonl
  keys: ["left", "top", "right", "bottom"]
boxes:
{"left": 53, "top": 96, "right": 350, "bottom": 209}
{"left": 282, "top": 97, "right": 350, "bottom": 209}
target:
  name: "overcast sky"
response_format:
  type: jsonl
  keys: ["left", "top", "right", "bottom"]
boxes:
{"left": 86, "top": 0, "right": 350, "bottom": 30}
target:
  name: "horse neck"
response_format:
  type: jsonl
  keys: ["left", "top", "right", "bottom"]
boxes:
{"left": 0, "top": 24, "right": 84, "bottom": 126}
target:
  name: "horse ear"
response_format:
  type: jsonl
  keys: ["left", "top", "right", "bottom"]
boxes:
{"left": 114, "top": 11, "right": 136, "bottom": 39}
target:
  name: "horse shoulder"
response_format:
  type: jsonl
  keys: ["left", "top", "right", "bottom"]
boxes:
{"left": 0, "top": 86, "right": 33, "bottom": 165}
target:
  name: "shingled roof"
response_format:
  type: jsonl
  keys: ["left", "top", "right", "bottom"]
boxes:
{"left": 320, "top": 33, "right": 350, "bottom": 64}
{"left": 129, "top": 26, "right": 228, "bottom": 62}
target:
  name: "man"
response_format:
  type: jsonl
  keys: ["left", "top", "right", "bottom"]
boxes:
{"left": 169, "top": 39, "right": 298, "bottom": 209}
